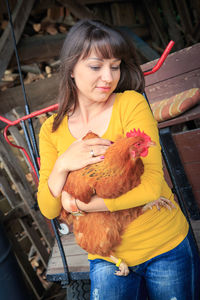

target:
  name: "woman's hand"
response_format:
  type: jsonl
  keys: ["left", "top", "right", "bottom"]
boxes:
{"left": 59, "top": 137, "right": 112, "bottom": 172}
{"left": 48, "top": 137, "right": 111, "bottom": 198}
{"left": 61, "top": 190, "right": 74, "bottom": 212}
{"left": 61, "top": 191, "right": 109, "bottom": 213}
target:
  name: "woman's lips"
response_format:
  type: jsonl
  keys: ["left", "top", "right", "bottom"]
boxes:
{"left": 96, "top": 86, "right": 111, "bottom": 91}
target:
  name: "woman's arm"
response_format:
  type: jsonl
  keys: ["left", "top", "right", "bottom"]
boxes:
{"left": 103, "top": 91, "right": 164, "bottom": 212}
{"left": 37, "top": 117, "right": 62, "bottom": 219}
{"left": 37, "top": 116, "right": 112, "bottom": 219}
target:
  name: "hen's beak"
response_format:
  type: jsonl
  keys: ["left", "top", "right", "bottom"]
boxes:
{"left": 148, "top": 141, "right": 156, "bottom": 147}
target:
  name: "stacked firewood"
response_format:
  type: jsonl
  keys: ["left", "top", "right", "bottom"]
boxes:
{"left": 0, "top": 4, "right": 77, "bottom": 92}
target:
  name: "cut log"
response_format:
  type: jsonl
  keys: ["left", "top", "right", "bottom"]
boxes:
{"left": 0, "top": 0, "right": 35, "bottom": 80}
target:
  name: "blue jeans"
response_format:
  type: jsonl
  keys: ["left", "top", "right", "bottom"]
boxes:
{"left": 89, "top": 230, "right": 200, "bottom": 300}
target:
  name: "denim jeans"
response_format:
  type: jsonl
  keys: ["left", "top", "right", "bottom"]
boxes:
{"left": 89, "top": 229, "right": 200, "bottom": 300}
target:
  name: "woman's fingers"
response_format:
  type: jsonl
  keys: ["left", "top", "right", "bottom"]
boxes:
{"left": 84, "top": 138, "right": 112, "bottom": 147}
{"left": 87, "top": 145, "right": 109, "bottom": 157}
{"left": 60, "top": 137, "right": 112, "bottom": 172}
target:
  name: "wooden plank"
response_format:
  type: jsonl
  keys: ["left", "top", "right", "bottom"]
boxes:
{"left": 142, "top": 0, "right": 168, "bottom": 47}
{"left": 174, "top": 0, "right": 193, "bottom": 44}
{"left": 193, "top": 191, "right": 200, "bottom": 208}
{"left": 46, "top": 233, "right": 89, "bottom": 277}
{"left": 111, "top": 2, "right": 136, "bottom": 26}
{"left": 5, "top": 111, "right": 30, "bottom": 165}
{"left": 0, "top": 174, "right": 21, "bottom": 207}
{"left": 0, "top": 74, "right": 59, "bottom": 114}
{"left": 21, "top": 216, "right": 49, "bottom": 267}
{"left": 172, "top": 129, "right": 200, "bottom": 163}
{"left": 0, "top": 0, "right": 35, "bottom": 79}
{"left": 183, "top": 162, "right": 200, "bottom": 191}
{"left": 190, "top": 220, "right": 200, "bottom": 250}
{"left": 146, "top": 69, "right": 200, "bottom": 103}
{"left": 141, "top": 43, "right": 200, "bottom": 86}
{"left": 160, "top": 0, "right": 184, "bottom": 50}
{"left": 6, "top": 224, "right": 45, "bottom": 299}
{"left": 9, "top": 33, "right": 65, "bottom": 67}
{"left": 119, "top": 27, "right": 159, "bottom": 61}
{"left": 0, "top": 134, "right": 54, "bottom": 249}
{"left": 57, "top": 0, "right": 98, "bottom": 20}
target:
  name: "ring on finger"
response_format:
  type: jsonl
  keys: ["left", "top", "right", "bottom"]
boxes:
{"left": 90, "top": 149, "right": 95, "bottom": 157}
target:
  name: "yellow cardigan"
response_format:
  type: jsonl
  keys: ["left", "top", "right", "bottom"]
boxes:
{"left": 37, "top": 90, "right": 188, "bottom": 266}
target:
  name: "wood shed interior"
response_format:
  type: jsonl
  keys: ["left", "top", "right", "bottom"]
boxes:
{"left": 0, "top": 1, "right": 200, "bottom": 299}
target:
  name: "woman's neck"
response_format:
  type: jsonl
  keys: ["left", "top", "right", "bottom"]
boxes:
{"left": 71, "top": 94, "right": 115, "bottom": 125}
{"left": 67, "top": 93, "right": 116, "bottom": 139}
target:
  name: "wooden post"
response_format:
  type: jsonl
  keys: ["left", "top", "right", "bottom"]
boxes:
{"left": 0, "top": 0, "right": 35, "bottom": 79}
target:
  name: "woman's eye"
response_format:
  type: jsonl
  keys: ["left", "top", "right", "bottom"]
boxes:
{"left": 90, "top": 66, "right": 100, "bottom": 70}
{"left": 111, "top": 66, "right": 120, "bottom": 70}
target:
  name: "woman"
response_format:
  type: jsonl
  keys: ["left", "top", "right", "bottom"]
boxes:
{"left": 37, "top": 20, "right": 200, "bottom": 299}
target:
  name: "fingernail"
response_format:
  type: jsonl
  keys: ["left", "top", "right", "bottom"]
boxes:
{"left": 100, "top": 156, "right": 104, "bottom": 159}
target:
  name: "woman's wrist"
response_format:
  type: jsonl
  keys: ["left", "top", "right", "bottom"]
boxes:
{"left": 76, "top": 196, "right": 108, "bottom": 212}
{"left": 57, "top": 155, "right": 70, "bottom": 173}
{"left": 69, "top": 198, "right": 84, "bottom": 216}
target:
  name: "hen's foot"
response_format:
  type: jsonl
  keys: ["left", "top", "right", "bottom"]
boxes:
{"left": 114, "top": 260, "right": 129, "bottom": 276}
{"left": 110, "top": 255, "right": 129, "bottom": 276}
{"left": 142, "top": 197, "right": 176, "bottom": 212}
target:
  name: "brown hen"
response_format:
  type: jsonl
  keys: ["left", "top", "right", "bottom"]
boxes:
{"left": 60, "top": 130, "right": 168, "bottom": 275}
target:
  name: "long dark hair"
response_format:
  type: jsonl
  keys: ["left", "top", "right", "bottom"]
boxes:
{"left": 53, "top": 19, "right": 145, "bottom": 131}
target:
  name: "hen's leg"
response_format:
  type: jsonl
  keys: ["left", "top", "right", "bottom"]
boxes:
{"left": 142, "top": 197, "right": 176, "bottom": 212}
{"left": 110, "top": 255, "right": 129, "bottom": 276}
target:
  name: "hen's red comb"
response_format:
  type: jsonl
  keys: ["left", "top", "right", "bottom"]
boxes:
{"left": 126, "top": 129, "right": 152, "bottom": 143}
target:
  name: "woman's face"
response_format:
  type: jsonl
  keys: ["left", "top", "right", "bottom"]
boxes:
{"left": 72, "top": 49, "right": 121, "bottom": 104}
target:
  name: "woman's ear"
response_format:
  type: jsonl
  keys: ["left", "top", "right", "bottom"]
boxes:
{"left": 71, "top": 73, "right": 74, "bottom": 78}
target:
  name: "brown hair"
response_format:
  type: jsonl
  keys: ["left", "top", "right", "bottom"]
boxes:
{"left": 52, "top": 19, "right": 145, "bottom": 131}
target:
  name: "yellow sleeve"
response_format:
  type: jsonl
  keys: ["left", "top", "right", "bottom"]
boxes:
{"left": 104, "top": 91, "right": 164, "bottom": 212}
{"left": 37, "top": 116, "right": 62, "bottom": 219}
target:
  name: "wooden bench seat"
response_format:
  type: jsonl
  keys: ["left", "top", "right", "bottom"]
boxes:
{"left": 46, "top": 233, "right": 89, "bottom": 282}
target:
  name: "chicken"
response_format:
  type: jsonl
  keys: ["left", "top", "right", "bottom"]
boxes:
{"left": 60, "top": 129, "right": 173, "bottom": 276}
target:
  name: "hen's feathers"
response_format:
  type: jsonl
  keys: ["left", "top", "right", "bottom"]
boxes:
{"left": 63, "top": 133, "right": 144, "bottom": 202}
{"left": 61, "top": 130, "right": 153, "bottom": 257}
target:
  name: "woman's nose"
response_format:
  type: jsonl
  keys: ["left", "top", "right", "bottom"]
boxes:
{"left": 101, "top": 68, "right": 112, "bottom": 82}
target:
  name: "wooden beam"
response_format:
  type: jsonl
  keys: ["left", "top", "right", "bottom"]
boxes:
{"left": 160, "top": 0, "right": 184, "bottom": 50}
{"left": 119, "top": 27, "right": 159, "bottom": 61}
{"left": 9, "top": 33, "right": 66, "bottom": 67}
{"left": 174, "top": 0, "right": 194, "bottom": 43}
{"left": 0, "top": 0, "right": 35, "bottom": 80}
{"left": 142, "top": 0, "right": 168, "bottom": 48}
{"left": 0, "top": 74, "right": 59, "bottom": 114}
{"left": 56, "top": 0, "right": 98, "bottom": 19}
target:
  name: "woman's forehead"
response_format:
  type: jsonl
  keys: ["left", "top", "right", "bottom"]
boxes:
{"left": 81, "top": 42, "right": 119, "bottom": 60}
{"left": 83, "top": 49, "right": 120, "bottom": 61}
